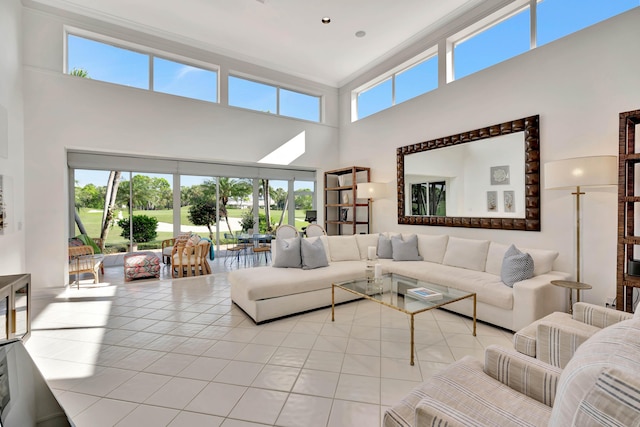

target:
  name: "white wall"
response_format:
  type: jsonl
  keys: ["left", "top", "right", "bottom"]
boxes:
{"left": 338, "top": 9, "right": 640, "bottom": 307}
{"left": 0, "top": 0, "right": 26, "bottom": 275}
{"left": 21, "top": 7, "right": 340, "bottom": 288}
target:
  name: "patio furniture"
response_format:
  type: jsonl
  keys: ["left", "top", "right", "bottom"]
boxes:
{"left": 161, "top": 232, "right": 191, "bottom": 264}
{"left": 171, "top": 239, "right": 212, "bottom": 278}
{"left": 305, "top": 223, "right": 326, "bottom": 237}
{"left": 275, "top": 224, "right": 298, "bottom": 239}
{"left": 68, "top": 245, "right": 103, "bottom": 287}
{"left": 251, "top": 233, "right": 272, "bottom": 265}
{"left": 124, "top": 251, "right": 161, "bottom": 282}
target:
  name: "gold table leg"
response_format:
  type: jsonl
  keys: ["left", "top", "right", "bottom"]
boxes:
{"left": 410, "top": 314, "right": 415, "bottom": 366}
{"left": 331, "top": 284, "right": 335, "bottom": 322}
{"left": 472, "top": 294, "right": 477, "bottom": 336}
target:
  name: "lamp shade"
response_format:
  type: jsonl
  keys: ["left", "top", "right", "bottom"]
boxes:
{"left": 357, "top": 182, "right": 387, "bottom": 199}
{"left": 545, "top": 155, "right": 617, "bottom": 190}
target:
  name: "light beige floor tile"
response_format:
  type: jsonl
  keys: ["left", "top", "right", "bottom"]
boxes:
{"left": 251, "top": 364, "right": 299, "bottom": 391}
{"left": 177, "top": 356, "right": 229, "bottom": 381}
{"left": 72, "top": 398, "right": 137, "bottom": 427}
{"left": 276, "top": 393, "right": 332, "bottom": 427}
{"left": 114, "top": 404, "right": 179, "bottom": 426}
{"left": 214, "top": 360, "right": 263, "bottom": 386}
{"left": 144, "top": 377, "right": 208, "bottom": 409}
{"left": 168, "top": 411, "right": 224, "bottom": 427}
{"left": 107, "top": 372, "right": 172, "bottom": 403}
{"left": 292, "top": 369, "right": 339, "bottom": 398}
{"left": 144, "top": 352, "right": 198, "bottom": 376}
{"left": 184, "top": 382, "right": 246, "bottom": 416}
{"left": 228, "top": 388, "right": 288, "bottom": 424}
{"left": 327, "top": 399, "right": 380, "bottom": 427}
{"left": 304, "top": 350, "right": 344, "bottom": 372}
{"left": 268, "top": 347, "right": 310, "bottom": 368}
{"left": 334, "top": 373, "right": 381, "bottom": 404}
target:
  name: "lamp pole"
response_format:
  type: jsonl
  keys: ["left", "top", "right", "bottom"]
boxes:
{"left": 572, "top": 186, "right": 585, "bottom": 283}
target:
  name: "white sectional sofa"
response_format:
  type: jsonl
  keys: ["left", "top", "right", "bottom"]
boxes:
{"left": 229, "top": 233, "right": 570, "bottom": 331}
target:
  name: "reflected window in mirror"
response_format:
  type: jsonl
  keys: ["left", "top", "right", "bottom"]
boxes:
{"left": 397, "top": 115, "right": 540, "bottom": 231}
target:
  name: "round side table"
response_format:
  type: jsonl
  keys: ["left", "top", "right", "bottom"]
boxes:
{"left": 551, "top": 280, "right": 592, "bottom": 314}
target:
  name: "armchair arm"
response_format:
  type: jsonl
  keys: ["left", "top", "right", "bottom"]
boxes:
{"left": 536, "top": 321, "right": 598, "bottom": 368}
{"left": 572, "top": 302, "right": 633, "bottom": 328}
{"left": 413, "top": 397, "right": 475, "bottom": 427}
{"left": 162, "top": 238, "right": 176, "bottom": 252}
{"left": 511, "top": 271, "right": 570, "bottom": 331}
{"left": 484, "top": 345, "right": 562, "bottom": 407}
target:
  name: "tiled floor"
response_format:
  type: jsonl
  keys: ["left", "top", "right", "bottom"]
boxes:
{"left": 27, "top": 257, "right": 514, "bottom": 427}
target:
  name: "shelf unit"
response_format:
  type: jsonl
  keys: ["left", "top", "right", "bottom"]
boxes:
{"left": 617, "top": 109, "right": 640, "bottom": 312}
{"left": 324, "top": 166, "right": 370, "bottom": 235}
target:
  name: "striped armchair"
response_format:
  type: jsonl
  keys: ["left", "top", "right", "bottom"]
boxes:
{"left": 513, "top": 302, "right": 634, "bottom": 368}
{"left": 385, "top": 318, "right": 640, "bottom": 427}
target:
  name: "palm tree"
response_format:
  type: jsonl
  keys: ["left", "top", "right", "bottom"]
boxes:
{"left": 213, "top": 178, "right": 251, "bottom": 234}
{"left": 69, "top": 67, "right": 90, "bottom": 78}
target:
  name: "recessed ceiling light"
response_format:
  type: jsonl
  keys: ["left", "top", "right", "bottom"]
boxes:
{"left": 321, "top": 16, "right": 331, "bottom": 24}
{"left": 355, "top": 30, "right": 366, "bottom": 38}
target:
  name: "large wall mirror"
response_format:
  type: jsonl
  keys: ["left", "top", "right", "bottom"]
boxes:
{"left": 397, "top": 115, "right": 540, "bottom": 231}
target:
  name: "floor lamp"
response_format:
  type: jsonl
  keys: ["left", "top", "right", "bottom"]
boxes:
{"left": 545, "top": 155, "right": 617, "bottom": 283}
{"left": 357, "top": 182, "right": 387, "bottom": 234}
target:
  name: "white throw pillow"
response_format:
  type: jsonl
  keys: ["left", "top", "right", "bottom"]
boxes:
{"left": 521, "top": 247, "right": 559, "bottom": 276}
{"left": 416, "top": 234, "right": 449, "bottom": 264}
{"left": 485, "top": 242, "right": 509, "bottom": 276}
{"left": 355, "top": 233, "right": 380, "bottom": 260}
{"left": 442, "top": 237, "right": 490, "bottom": 272}
{"left": 327, "top": 235, "right": 361, "bottom": 261}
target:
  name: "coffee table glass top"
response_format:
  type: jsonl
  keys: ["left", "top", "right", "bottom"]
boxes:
{"left": 335, "top": 273, "right": 473, "bottom": 315}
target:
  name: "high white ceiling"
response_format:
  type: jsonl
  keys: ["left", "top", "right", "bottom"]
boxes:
{"left": 27, "top": 0, "right": 489, "bottom": 87}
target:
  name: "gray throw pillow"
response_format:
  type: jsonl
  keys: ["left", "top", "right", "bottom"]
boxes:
{"left": 501, "top": 244, "right": 534, "bottom": 287}
{"left": 272, "top": 236, "right": 302, "bottom": 268}
{"left": 391, "top": 234, "right": 423, "bottom": 261}
{"left": 301, "top": 237, "right": 329, "bottom": 270}
{"left": 378, "top": 234, "right": 393, "bottom": 259}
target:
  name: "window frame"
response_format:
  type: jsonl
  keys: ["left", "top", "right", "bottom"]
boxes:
{"left": 227, "top": 73, "right": 322, "bottom": 123}
{"left": 354, "top": 48, "right": 438, "bottom": 121}
{"left": 64, "top": 27, "right": 221, "bottom": 103}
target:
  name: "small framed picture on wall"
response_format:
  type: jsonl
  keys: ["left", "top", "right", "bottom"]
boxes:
{"left": 490, "top": 165, "right": 510, "bottom": 185}
{"left": 504, "top": 190, "right": 515, "bottom": 213}
{"left": 487, "top": 191, "right": 497, "bottom": 212}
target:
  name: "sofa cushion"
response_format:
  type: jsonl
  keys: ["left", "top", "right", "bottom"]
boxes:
{"left": 549, "top": 318, "right": 640, "bottom": 426}
{"left": 485, "top": 242, "right": 509, "bottom": 276}
{"left": 378, "top": 234, "right": 393, "bottom": 259}
{"left": 355, "top": 233, "right": 380, "bottom": 260}
{"left": 389, "top": 262, "right": 513, "bottom": 309}
{"left": 501, "top": 245, "right": 534, "bottom": 287}
{"left": 522, "top": 247, "right": 559, "bottom": 276}
{"left": 442, "top": 237, "right": 490, "bottom": 272}
{"left": 391, "top": 234, "right": 423, "bottom": 261}
{"left": 230, "top": 261, "right": 365, "bottom": 301}
{"left": 416, "top": 234, "right": 448, "bottom": 264}
{"left": 327, "top": 235, "right": 360, "bottom": 261}
{"left": 272, "top": 236, "right": 302, "bottom": 268}
{"left": 301, "top": 237, "right": 329, "bottom": 270}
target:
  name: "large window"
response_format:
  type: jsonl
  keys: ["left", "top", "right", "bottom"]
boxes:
{"left": 537, "top": 0, "right": 639, "bottom": 46}
{"left": 228, "top": 75, "right": 321, "bottom": 122}
{"left": 354, "top": 0, "right": 638, "bottom": 121}
{"left": 66, "top": 33, "right": 219, "bottom": 104}
{"left": 67, "top": 34, "right": 149, "bottom": 89}
{"left": 153, "top": 57, "right": 218, "bottom": 103}
{"left": 453, "top": 7, "right": 530, "bottom": 80}
{"left": 357, "top": 55, "right": 438, "bottom": 120}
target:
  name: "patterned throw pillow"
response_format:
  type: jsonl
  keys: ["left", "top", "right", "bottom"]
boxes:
{"left": 500, "top": 244, "right": 534, "bottom": 287}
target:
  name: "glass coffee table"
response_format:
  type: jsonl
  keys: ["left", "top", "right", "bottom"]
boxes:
{"left": 332, "top": 273, "right": 476, "bottom": 365}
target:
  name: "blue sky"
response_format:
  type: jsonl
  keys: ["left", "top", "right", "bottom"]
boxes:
{"left": 69, "top": 1, "right": 638, "bottom": 188}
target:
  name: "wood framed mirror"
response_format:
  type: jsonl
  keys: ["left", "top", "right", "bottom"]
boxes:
{"left": 396, "top": 115, "right": 540, "bottom": 231}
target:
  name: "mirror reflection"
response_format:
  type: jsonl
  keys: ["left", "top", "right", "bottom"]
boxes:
{"left": 396, "top": 115, "right": 540, "bottom": 231}
{"left": 404, "top": 133, "right": 525, "bottom": 218}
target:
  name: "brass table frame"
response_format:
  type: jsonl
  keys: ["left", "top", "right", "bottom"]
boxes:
{"left": 332, "top": 274, "right": 476, "bottom": 366}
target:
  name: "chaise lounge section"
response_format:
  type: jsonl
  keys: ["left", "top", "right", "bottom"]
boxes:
{"left": 229, "top": 233, "right": 569, "bottom": 330}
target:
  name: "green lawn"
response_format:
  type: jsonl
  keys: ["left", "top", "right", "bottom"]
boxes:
{"left": 74, "top": 206, "right": 309, "bottom": 252}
